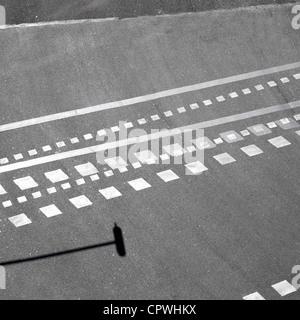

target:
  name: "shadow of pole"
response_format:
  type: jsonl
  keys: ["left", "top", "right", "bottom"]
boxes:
{"left": 0, "top": 223, "right": 126, "bottom": 266}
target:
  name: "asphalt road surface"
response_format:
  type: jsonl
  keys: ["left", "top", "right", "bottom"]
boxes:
{"left": 0, "top": 3, "right": 300, "bottom": 300}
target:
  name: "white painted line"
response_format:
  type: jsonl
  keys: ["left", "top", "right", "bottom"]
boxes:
{"left": 177, "top": 107, "right": 186, "bottom": 113}
{"left": 190, "top": 103, "right": 199, "bottom": 110}
{"left": 267, "top": 122, "right": 277, "bottom": 128}
{"left": 268, "top": 81, "right": 277, "bottom": 87}
{"left": 42, "top": 145, "right": 52, "bottom": 152}
{"left": 132, "top": 162, "right": 142, "bottom": 169}
{"left": 99, "top": 186, "right": 122, "bottom": 200}
{"left": 151, "top": 115, "right": 160, "bottom": 121}
{"left": 69, "top": 195, "right": 92, "bottom": 209}
{"left": 280, "top": 77, "right": 290, "bottom": 83}
{"left": 255, "top": 84, "right": 264, "bottom": 91}
{"left": 9, "top": 214, "right": 32, "bottom": 227}
{"left": 214, "top": 153, "right": 236, "bottom": 165}
{"left": 111, "top": 126, "right": 120, "bottom": 133}
{"left": 240, "top": 130, "right": 250, "bottom": 137}
{"left": 61, "top": 182, "right": 71, "bottom": 190}
{"left": 128, "top": 178, "right": 151, "bottom": 191}
{"left": 2, "top": 101, "right": 300, "bottom": 174}
{"left": 0, "top": 184, "right": 7, "bottom": 195}
{"left": 241, "top": 145, "right": 264, "bottom": 157}
{"left": 243, "top": 292, "right": 265, "bottom": 300}
{"left": 17, "top": 196, "right": 27, "bottom": 203}
{"left": 70, "top": 137, "right": 79, "bottom": 144}
{"left": 28, "top": 149, "right": 38, "bottom": 156}
{"left": 272, "top": 281, "right": 297, "bottom": 297}
{"left": 104, "top": 170, "right": 114, "bottom": 177}
{"left": 124, "top": 122, "right": 134, "bottom": 129}
{"left": 137, "top": 118, "right": 147, "bottom": 125}
{"left": 294, "top": 73, "right": 300, "bottom": 79}
{"left": 47, "top": 187, "right": 57, "bottom": 194}
{"left": 76, "top": 178, "right": 85, "bottom": 186}
{"left": 2, "top": 61, "right": 300, "bottom": 132}
{"left": 216, "top": 96, "right": 225, "bottom": 102}
{"left": 3, "top": 200, "right": 12, "bottom": 208}
{"left": 56, "top": 141, "right": 66, "bottom": 148}
{"left": 0, "top": 158, "right": 9, "bottom": 165}
{"left": 229, "top": 92, "right": 238, "bottom": 98}
{"left": 75, "top": 162, "right": 99, "bottom": 176}
{"left": 40, "top": 204, "right": 63, "bottom": 217}
{"left": 14, "top": 176, "right": 38, "bottom": 190}
{"left": 185, "top": 161, "right": 208, "bottom": 175}
{"left": 90, "top": 174, "right": 100, "bottom": 181}
{"left": 14, "top": 154, "right": 23, "bottom": 161}
{"left": 32, "top": 191, "right": 42, "bottom": 199}
{"left": 164, "top": 111, "right": 173, "bottom": 117}
{"left": 268, "top": 136, "right": 291, "bottom": 148}
{"left": 242, "top": 88, "right": 251, "bottom": 95}
{"left": 44, "top": 169, "right": 69, "bottom": 183}
{"left": 214, "top": 138, "right": 223, "bottom": 145}
{"left": 203, "top": 99, "right": 212, "bottom": 106}
{"left": 84, "top": 133, "right": 94, "bottom": 140}
{"left": 157, "top": 170, "right": 180, "bottom": 182}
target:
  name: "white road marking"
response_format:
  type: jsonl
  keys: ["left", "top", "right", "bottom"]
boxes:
{"left": 241, "top": 145, "right": 264, "bottom": 157}
{"left": 0, "top": 184, "right": 7, "bottom": 195}
{"left": 111, "top": 126, "right": 120, "bottom": 133}
{"left": 97, "top": 129, "right": 106, "bottom": 136}
{"left": 105, "top": 156, "right": 128, "bottom": 171}
{"left": 128, "top": 178, "right": 151, "bottom": 191}
{"left": 296, "top": 130, "right": 300, "bottom": 136}
{"left": 9, "top": 214, "right": 32, "bottom": 227}
{"left": 134, "top": 150, "right": 158, "bottom": 164}
{"left": 220, "top": 131, "right": 243, "bottom": 143}
{"left": 248, "top": 124, "right": 272, "bottom": 136}
{"left": 17, "top": 196, "right": 27, "bottom": 203}
{"left": 160, "top": 154, "right": 170, "bottom": 161}
{"left": 243, "top": 292, "right": 265, "bottom": 300}
{"left": 242, "top": 88, "right": 251, "bottom": 95}
{"left": 177, "top": 107, "right": 186, "bottom": 113}
{"left": 132, "top": 162, "right": 142, "bottom": 169}
{"left": 75, "top": 162, "right": 99, "bottom": 176}
{"left": 56, "top": 141, "right": 66, "bottom": 148}
{"left": 76, "top": 178, "right": 85, "bottom": 186}
{"left": 268, "top": 81, "right": 277, "bottom": 87}
{"left": 84, "top": 133, "right": 94, "bottom": 140}
{"left": 14, "top": 153, "right": 23, "bottom": 161}
{"left": 164, "top": 111, "right": 173, "bottom": 117}
{"left": 280, "top": 77, "right": 290, "bottom": 83}
{"left": 61, "top": 182, "right": 71, "bottom": 190}
{"left": 185, "top": 161, "right": 208, "bottom": 174}
{"left": 187, "top": 146, "right": 197, "bottom": 153}
{"left": 276, "top": 117, "right": 300, "bottom": 130}
{"left": 229, "top": 92, "right": 238, "bottom": 98}
{"left": 44, "top": 169, "right": 69, "bottom": 183}
{"left": 163, "top": 143, "right": 187, "bottom": 157}
{"left": 1, "top": 61, "right": 300, "bottom": 132}
{"left": 295, "top": 114, "right": 300, "bottom": 121}
{"left": 240, "top": 130, "right": 250, "bottom": 136}
{"left": 47, "top": 187, "right": 57, "bottom": 194}
{"left": 0, "top": 158, "right": 9, "bottom": 165}
{"left": 214, "top": 153, "right": 236, "bottom": 165}
{"left": 271, "top": 281, "right": 297, "bottom": 297}
{"left": 137, "top": 118, "right": 147, "bottom": 125}
{"left": 2, "top": 200, "right": 12, "bottom": 208}
{"left": 157, "top": 170, "right": 180, "bottom": 182}
{"left": 99, "top": 186, "right": 122, "bottom": 200}
{"left": 190, "top": 103, "right": 199, "bottom": 110}
{"left": 294, "top": 73, "right": 300, "bottom": 79}
{"left": 267, "top": 122, "right": 277, "bottom": 128}
{"left": 14, "top": 176, "right": 38, "bottom": 190}
{"left": 268, "top": 136, "right": 291, "bottom": 148}
{"left": 69, "top": 195, "right": 92, "bottom": 209}
{"left": 2, "top": 101, "right": 300, "bottom": 174}
{"left": 104, "top": 170, "right": 114, "bottom": 177}
{"left": 214, "top": 138, "right": 223, "bottom": 145}
{"left": 151, "top": 115, "right": 160, "bottom": 121}
{"left": 124, "top": 122, "right": 133, "bottom": 129}
{"left": 90, "top": 174, "right": 100, "bottom": 181}
{"left": 203, "top": 99, "right": 212, "bottom": 106}
{"left": 255, "top": 84, "right": 264, "bottom": 91}
{"left": 216, "top": 96, "right": 225, "bottom": 102}
{"left": 40, "top": 204, "right": 63, "bottom": 217}
{"left": 192, "top": 137, "right": 216, "bottom": 150}
{"left": 32, "top": 191, "right": 42, "bottom": 199}
{"left": 70, "top": 137, "right": 79, "bottom": 144}
{"left": 42, "top": 145, "right": 52, "bottom": 152}
{"left": 28, "top": 149, "right": 38, "bottom": 156}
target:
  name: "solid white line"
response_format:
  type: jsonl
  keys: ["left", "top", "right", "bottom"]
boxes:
{"left": 1, "top": 61, "right": 300, "bottom": 132}
{"left": 0, "top": 100, "right": 300, "bottom": 174}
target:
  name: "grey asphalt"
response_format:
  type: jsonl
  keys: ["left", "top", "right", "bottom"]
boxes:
{"left": 0, "top": 4, "right": 300, "bottom": 300}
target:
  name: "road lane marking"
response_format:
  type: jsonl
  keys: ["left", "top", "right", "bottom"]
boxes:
{"left": 69, "top": 195, "right": 92, "bottom": 209}
{"left": 2, "top": 200, "right": 12, "bottom": 208}
{"left": 1, "top": 60, "right": 300, "bottom": 132}
{"left": 280, "top": 77, "right": 290, "bottom": 83}
{"left": 248, "top": 124, "right": 272, "bottom": 136}
{"left": 76, "top": 178, "right": 85, "bottom": 186}
{"left": 157, "top": 170, "right": 180, "bottom": 182}
{"left": 28, "top": 149, "right": 38, "bottom": 156}
{"left": 9, "top": 214, "right": 32, "bottom": 227}
{"left": 56, "top": 141, "right": 66, "bottom": 148}
{"left": 185, "top": 161, "right": 208, "bottom": 175}
{"left": 255, "top": 84, "right": 264, "bottom": 91}
{"left": 44, "top": 169, "right": 69, "bottom": 183}
{"left": 272, "top": 281, "right": 297, "bottom": 297}
{"left": 241, "top": 145, "right": 264, "bottom": 157}
{"left": 42, "top": 145, "right": 52, "bottom": 152}
{"left": 216, "top": 96, "right": 226, "bottom": 102}
{"left": 14, "top": 176, "right": 38, "bottom": 190}
{"left": 47, "top": 187, "right": 57, "bottom": 194}
{"left": 240, "top": 130, "right": 250, "bottom": 137}
{"left": 294, "top": 73, "right": 300, "bottom": 79}
{"left": 1, "top": 100, "right": 300, "bottom": 174}
{"left": 203, "top": 99, "right": 212, "bottom": 106}
{"left": 243, "top": 292, "right": 265, "bottom": 300}
{"left": 164, "top": 111, "right": 173, "bottom": 117}
{"left": 128, "top": 178, "right": 151, "bottom": 191}
{"left": 213, "top": 153, "right": 236, "bottom": 165}
{"left": 0, "top": 184, "right": 6, "bottom": 195}
{"left": 268, "top": 136, "right": 291, "bottom": 148}
{"left": 40, "top": 204, "right": 63, "bottom": 217}
{"left": 17, "top": 196, "right": 27, "bottom": 203}
{"left": 75, "top": 162, "right": 99, "bottom": 176}
{"left": 220, "top": 131, "right": 244, "bottom": 143}
{"left": 99, "top": 187, "right": 122, "bottom": 200}
{"left": 268, "top": 81, "right": 277, "bottom": 87}
{"left": 61, "top": 182, "right": 71, "bottom": 190}
{"left": 229, "top": 92, "right": 238, "bottom": 98}
{"left": 267, "top": 122, "right": 277, "bottom": 128}
{"left": 13, "top": 154, "right": 23, "bottom": 161}
{"left": 32, "top": 191, "right": 42, "bottom": 199}
{"left": 104, "top": 170, "right": 114, "bottom": 177}
{"left": 242, "top": 88, "right": 251, "bottom": 95}
{"left": 70, "top": 137, "right": 79, "bottom": 144}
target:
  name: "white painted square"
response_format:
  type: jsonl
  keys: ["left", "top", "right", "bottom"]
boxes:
{"left": 40, "top": 204, "right": 63, "bottom": 217}
{"left": 229, "top": 92, "right": 238, "bottom": 98}
{"left": 47, "top": 187, "right": 57, "bottom": 194}
{"left": 241, "top": 145, "right": 264, "bottom": 157}
{"left": 243, "top": 292, "right": 265, "bottom": 300}
{"left": 61, "top": 182, "right": 71, "bottom": 190}
{"left": 28, "top": 149, "right": 38, "bottom": 156}
{"left": 90, "top": 174, "right": 100, "bottom": 181}
{"left": 9, "top": 214, "right": 32, "bottom": 227}
{"left": 0, "top": 158, "right": 9, "bottom": 165}
{"left": 75, "top": 162, "right": 99, "bottom": 176}
{"left": 76, "top": 178, "right": 85, "bottom": 186}
{"left": 128, "top": 178, "right": 151, "bottom": 191}
{"left": 293, "top": 73, "right": 300, "bottom": 80}
{"left": 255, "top": 84, "right": 264, "bottom": 91}
{"left": 56, "top": 141, "right": 66, "bottom": 148}
{"left": 187, "top": 146, "right": 197, "bottom": 153}
{"left": 280, "top": 77, "right": 290, "bottom": 83}
{"left": 267, "top": 122, "right": 277, "bottom": 128}
{"left": 268, "top": 136, "right": 291, "bottom": 148}
{"left": 99, "top": 186, "right": 122, "bottom": 200}
{"left": 242, "top": 88, "right": 251, "bottom": 95}
{"left": 44, "top": 169, "right": 69, "bottom": 183}
{"left": 228, "top": 133, "right": 237, "bottom": 141}
{"left": 185, "top": 161, "right": 208, "bottom": 174}
{"left": 272, "top": 281, "right": 297, "bottom": 297}
{"left": 104, "top": 170, "right": 114, "bottom": 177}
{"left": 17, "top": 196, "right": 27, "bottom": 204}
{"left": 177, "top": 107, "right": 186, "bottom": 113}
{"left": 132, "top": 162, "right": 142, "bottom": 169}
{"left": 14, "top": 176, "right": 38, "bottom": 190}
{"left": 124, "top": 122, "right": 133, "bottom": 129}
{"left": 220, "top": 131, "right": 243, "bottom": 143}
{"left": 203, "top": 99, "right": 212, "bottom": 106}
{"left": 281, "top": 118, "right": 290, "bottom": 125}
{"left": 296, "top": 130, "right": 300, "bottom": 136}
{"left": 192, "top": 137, "right": 216, "bottom": 150}
{"left": 164, "top": 111, "right": 173, "bottom": 117}
{"left": 214, "top": 153, "right": 236, "bottom": 165}
{"left": 160, "top": 154, "right": 170, "bottom": 161}
{"left": 157, "top": 170, "right": 180, "bottom": 182}
{"left": 151, "top": 115, "right": 160, "bottom": 121}
{"left": 190, "top": 103, "right": 199, "bottom": 110}
{"left": 84, "top": 133, "right": 93, "bottom": 140}
{"left": 119, "top": 166, "right": 128, "bottom": 173}
{"left": 240, "top": 130, "right": 250, "bottom": 137}
{"left": 14, "top": 153, "right": 23, "bottom": 161}
{"left": 248, "top": 124, "right": 272, "bottom": 136}
{"left": 97, "top": 129, "right": 106, "bottom": 137}
{"left": 137, "top": 118, "right": 147, "bottom": 125}
{"left": 216, "top": 96, "right": 225, "bottom": 102}
{"left": 69, "top": 195, "right": 93, "bottom": 209}
{"left": 0, "top": 184, "right": 7, "bottom": 195}
{"left": 163, "top": 143, "right": 186, "bottom": 157}
{"left": 134, "top": 150, "right": 158, "bottom": 164}
{"left": 105, "top": 156, "right": 128, "bottom": 171}
{"left": 32, "top": 191, "right": 42, "bottom": 199}
{"left": 70, "top": 137, "right": 79, "bottom": 144}
{"left": 42, "top": 145, "right": 52, "bottom": 152}
{"left": 268, "top": 81, "right": 277, "bottom": 87}
{"left": 214, "top": 138, "right": 223, "bottom": 145}
{"left": 3, "top": 200, "right": 12, "bottom": 208}
{"left": 111, "top": 126, "right": 120, "bottom": 133}
{"left": 294, "top": 114, "right": 300, "bottom": 121}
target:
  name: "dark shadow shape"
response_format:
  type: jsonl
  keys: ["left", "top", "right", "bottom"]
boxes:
{"left": 0, "top": 223, "right": 126, "bottom": 266}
